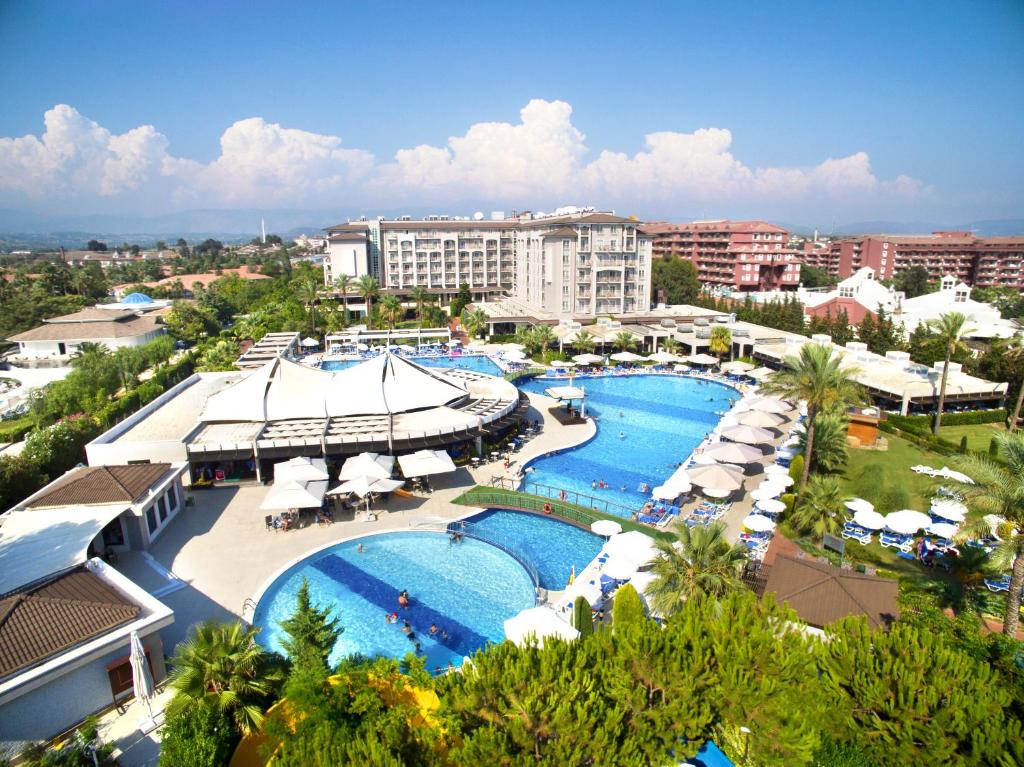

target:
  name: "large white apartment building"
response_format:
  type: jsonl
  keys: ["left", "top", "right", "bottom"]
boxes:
{"left": 323, "top": 210, "right": 652, "bottom": 319}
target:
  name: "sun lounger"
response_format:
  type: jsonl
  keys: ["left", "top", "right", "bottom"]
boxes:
{"left": 985, "top": 576, "right": 1011, "bottom": 593}
{"left": 879, "top": 532, "right": 914, "bottom": 552}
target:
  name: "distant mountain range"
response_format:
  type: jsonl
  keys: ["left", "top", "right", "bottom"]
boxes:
{"left": 0, "top": 206, "right": 1021, "bottom": 250}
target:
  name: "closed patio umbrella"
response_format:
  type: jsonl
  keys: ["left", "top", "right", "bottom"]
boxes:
{"left": 687, "top": 463, "right": 745, "bottom": 491}
{"left": 735, "top": 410, "right": 785, "bottom": 429}
{"left": 701, "top": 442, "right": 764, "bottom": 464}
{"left": 130, "top": 630, "right": 155, "bottom": 724}
{"left": 720, "top": 424, "right": 774, "bottom": 445}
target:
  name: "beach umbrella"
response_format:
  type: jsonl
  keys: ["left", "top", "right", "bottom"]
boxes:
{"left": 762, "top": 473, "right": 794, "bottom": 488}
{"left": 130, "top": 630, "right": 155, "bottom": 723}
{"left": 845, "top": 497, "right": 875, "bottom": 515}
{"left": 563, "top": 579, "right": 603, "bottom": 607}
{"left": 756, "top": 498, "right": 787, "bottom": 515}
{"left": 610, "top": 351, "right": 644, "bottom": 362}
{"left": 275, "top": 456, "right": 330, "bottom": 482}
{"left": 742, "top": 396, "right": 791, "bottom": 414}
{"left": 747, "top": 366, "right": 776, "bottom": 381}
{"left": 504, "top": 350, "right": 527, "bottom": 361}
{"left": 884, "top": 510, "right": 932, "bottom": 535}
{"left": 502, "top": 342, "right": 526, "bottom": 351}
{"left": 602, "top": 557, "right": 640, "bottom": 580}
{"left": 397, "top": 449, "right": 456, "bottom": 478}
{"left": 703, "top": 487, "right": 733, "bottom": 498}
{"left": 340, "top": 452, "right": 394, "bottom": 481}
{"left": 673, "top": 363, "right": 691, "bottom": 372}
{"left": 687, "top": 463, "right": 745, "bottom": 491}
{"left": 504, "top": 607, "right": 579, "bottom": 647}
{"left": 720, "top": 424, "right": 774, "bottom": 445}
{"left": 750, "top": 486, "right": 784, "bottom": 502}
{"left": 648, "top": 350, "right": 680, "bottom": 363}
{"left": 603, "top": 531, "right": 659, "bottom": 567}
{"left": 590, "top": 519, "right": 622, "bottom": 537}
{"left": 930, "top": 499, "right": 968, "bottom": 522}
{"left": 701, "top": 442, "right": 764, "bottom": 464}
{"left": 356, "top": 342, "right": 370, "bottom": 351}
{"left": 720, "top": 360, "right": 754, "bottom": 373}
{"left": 687, "top": 353, "right": 720, "bottom": 366}
{"left": 735, "top": 410, "right": 785, "bottom": 428}
{"left": 927, "top": 521, "right": 959, "bottom": 539}
{"left": 260, "top": 479, "right": 328, "bottom": 510}
{"left": 550, "top": 360, "right": 576, "bottom": 368}
{"left": 651, "top": 484, "right": 681, "bottom": 500}
{"left": 300, "top": 337, "right": 319, "bottom": 347}
{"left": 853, "top": 509, "right": 886, "bottom": 530}
{"left": 742, "top": 514, "right": 777, "bottom": 532}
{"left": 764, "top": 463, "right": 790, "bottom": 477}
{"left": 329, "top": 476, "right": 404, "bottom": 498}
{"left": 572, "top": 353, "right": 604, "bottom": 365}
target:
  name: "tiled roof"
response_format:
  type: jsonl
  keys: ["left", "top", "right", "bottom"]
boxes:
{"left": 25, "top": 464, "right": 172, "bottom": 509}
{"left": 0, "top": 566, "right": 140, "bottom": 679}
{"left": 45, "top": 307, "right": 139, "bottom": 323}
{"left": 542, "top": 226, "right": 579, "bottom": 238}
{"left": 7, "top": 315, "right": 161, "bottom": 343}
{"left": 328, "top": 232, "right": 368, "bottom": 242}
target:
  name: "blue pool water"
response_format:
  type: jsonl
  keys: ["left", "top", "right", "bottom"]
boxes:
{"left": 253, "top": 511, "right": 601, "bottom": 669}
{"left": 517, "top": 375, "right": 738, "bottom": 514}
{"left": 321, "top": 354, "right": 502, "bottom": 376}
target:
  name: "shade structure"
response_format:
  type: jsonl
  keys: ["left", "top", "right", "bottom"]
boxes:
{"left": 673, "top": 363, "right": 691, "bottom": 372}
{"left": 603, "top": 531, "right": 659, "bottom": 567}
{"left": 935, "top": 467, "right": 976, "bottom": 485}
{"left": 504, "top": 607, "right": 579, "bottom": 647}
{"left": 720, "top": 360, "right": 754, "bottom": 373}
{"left": 750, "top": 486, "right": 784, "bottom": 502}
{"left": 701, "top": 441, "right": 764, "bottom": 464}
{"left": 398, "top": 449, "right": 456, "bottom": 478}
{"left": 329, "top": 476, "right": 405, "bottom": 498}
{"left": 853, "top": 509, "right": 886, "bottom": 530}
{"left": 651, "top": 483, "right": 683, "bottom": 500}
{"left": 845, "top": 497, "right": 875, "bottom": 515}
{"left": 720, "top": 424, "right": 774, "bottom": 445}
{"left": 930, "top": 499, "right": 968, "bottom": 522}
{"left": 504, "top": 350, "right": 527, "bottom": 361}
{"left": 610, "top": 351, "right": 644, "bottom": 362}
{"left": 275, "top": 456, "right": 330, "bottom": 482}
{"left": 747, "top": 366, "right": 776, "bottom": 381}
{"left": 742, "top": 514, "right": 777, "bottom": 532}
{"left": 742, "top": 396, "right": 791, "bottom": 414}
{"left": 260, "top": 479, "right": 328, "bottom": 510}
{"left": 550, "top": 360, "right": 576, "bottom": 368}
{"left": 602, "top": 556, "right": 640, "bottom": 580}
{"left": 884, "top": 509, "right": 932, "bottom": 535}
{"left": 686, "top": 463, "right": 745, "bottom": 491}
{"left": 591, "top": 519, "right": 623, "bottom": 537}
{"left": 300, "top": 337, "right": 319, "bottom": 347}
{"left": 755, "top": 498, "right": 787, "bottom": 515}
{"left": 648, "top": 350, "right": 680, "bottom": 363}
{"left": 762, "top": 473, "right": 794, "bottom": 488}
{"left": 572, "top": 353, "right": 604, "bottom": 365}
{"left": 927, "top": 521, "right": 959, "bottom": 539}
{"left": 687, "top": 353, "right": 719, "bottom": 366}
{"left": 563, "top": 578, "right": 603, "bottom": 608}
{"left": 340, "top": 452, "right": 394, "bottom": 481}
{"left": 130, "top": 630, "right": 155, "bottom": 722}
{"left": 703, "top": 487, "right": 732, "bottom": 498}
{"left": 735, "top": 410, "right": 785, "bottom": 429}
{"left": 545, "top": 385, "right": 585, "bottom": 401}
{"left": 764, "top": 463, "right": 790, "bottom": 477}
{"left": 502, "top": 342, "right": 526, "bottom": 352}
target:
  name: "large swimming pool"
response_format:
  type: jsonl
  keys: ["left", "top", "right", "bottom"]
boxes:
{"left": 518, "top": 375, "right": 738, "bottom": 513}
{"left": 253, "top": 510, "right": 601, "bottom": 669}
{"left": 321, "top": 354, "right": 502, "bottom": 376}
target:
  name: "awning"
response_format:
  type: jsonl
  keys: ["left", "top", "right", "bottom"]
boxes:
{"left": 340, "top": 452, "right": 394, "bottom": 481}
{"left": 274, "top": 456, "right": 329, "bottom": 482}
{"left": 260, "top": 479, "right": 327, "bottom": 511}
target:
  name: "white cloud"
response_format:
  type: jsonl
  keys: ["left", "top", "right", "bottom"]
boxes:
{"left": 0, "top": 101, "right": 926, "bottom": 215}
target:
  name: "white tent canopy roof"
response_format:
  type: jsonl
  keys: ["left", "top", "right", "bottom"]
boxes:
{"left": 687, "top": 353, "right": 720, "bottom": 365}
{"left": 572, "top": 353, "right": 604, "bottom": 365}
{"left": 340, "top": 452, "right": 394, "bottom": 481}
{"left": 260, "top": 479, "right": 328, "bottom": 511}
{"left": 545, "top": 386, "right": 585, "bottom": 400}
{"left": 275, "top": 456, "right": 329, "bottom": 482}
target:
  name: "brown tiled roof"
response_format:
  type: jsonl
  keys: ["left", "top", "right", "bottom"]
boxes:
{"left": 542, "top": 226, "right": 579, "bottom": 239}
{"left": 0, "top": 566, "right": 140, "bottom": 678}
{"left": 328, "top": 232, "right": 368, "bottom": 242}
{"left": 46, "top": 307, "right": 139, "bottom": 323}
{"left": 25, "top": 464, "right": 172, "bottom": 509}
{"left": 761, "top": 554, "right": 899, "bottom": 630}
{"left": 7, "top": 315, "right": 161, "bottom": 343}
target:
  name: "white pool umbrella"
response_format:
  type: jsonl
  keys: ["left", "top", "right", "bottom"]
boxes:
{"left": 130, "top": 630, "right": 155, "bottom": 723}
{"left": 687, "top": 463, "right": 745, "bottom": 491}
{"left": 504, "top": 350, "right": 527, "bottom": 361}
{"left": 648, "top": 350, "right": 680, "bottom": 363}
{"left": 762, "top": 473, "right": 794, "bottom": 488}
{"left": 764, "top": 464, "right": 790, "bottom": 477}
{"left": 687, "top": 353, "right": 720, "bottom": 366}
{"left": 884, "top": 510, "right": 932, "bottom": 535}
{"left": 930, "top": 499, "right": 968, "bottom": 522}
{"left": 755, "top": 498, "right": 787, "bottom": 515}
{"left": 356, "top": 342, "right": 369, "bottom": 351}
{"left": 720, "top": 424, "right": 774, "bottom": 445}
{"left": 550, "top": 360, "right": 576, "bottom": 368}
{"left": 603, "top": 531, "right": 659, "bottom": 567}
{"left": 340, "top": 452, "right": 394, "bottom": 481}
{"left": 735, "top": 410, "right": 785, "bottom": 429}
{"left": 504, "top": 607, "right": 579, "bottom": 647}
{"left": 853, "top": 509, "right": 886, "bottom": 530}
{"left": 329, "top": 476, "right": 404, "bottom": 498}
{"left": 845, "top": 497, "right": 875, "bottom": 515}
{"left": 573, "top": 353, "right": 604, "bottom": 365}
{"left": 502, "top": 342, "right": 526, "bottom": 351}
{"left": 703, "top": 487, "right": 733, "bottom": 499}
{"left": 398, "top": 449, "right": 456, "bottom": 477}
{"left": 927, "top": 521, "right": 959, "bottom": 539}
{"left": 300, "top": 336, "right": 319, "bottom": 347}
{"left": 602, "top": 556, "right": 640, "bottom": 580}
{"left": 275, "top": 456, "right": 330, "bottom": 482}
{"left": 260, "top": 480, "right": 328, "bottom": 510}
{"left": 743, "top": 396, "right": 791, "bottom": 414}
{"left": 673, "top": 363, "right": 691, "bottom": 372}
{"left": 701, "top": 442, "right": 764, "bottom": 464}
{"left": 590, "top": 519, "right": 623, "bottom": 537}
{"left": 742, "top": 514, "right": 777, "bottom": 532}
{"left": 651, "top": 484, "right": 681, "bottom": 500}
{"left": 720, "top": 360, "right": 754, "bottom": 373}
{"left": 751, "top": 486, "right": 784, "bottom": 502}
{"left": 610, "top": 351, "right": 644, "bottom": 362}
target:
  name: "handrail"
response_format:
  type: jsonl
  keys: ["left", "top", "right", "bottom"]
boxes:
{"left": 446, "top": 520, "right": 542, "bottom": 595}
{"left": 490, "top": 475, "right": 640, "bottom": 516}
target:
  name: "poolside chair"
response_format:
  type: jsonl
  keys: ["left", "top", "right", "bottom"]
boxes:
{"left": 985, "top": 575, "right": 1011, "bottom": 593}
{"left": 264, "top": 514, "right": 274, "bottom": 532}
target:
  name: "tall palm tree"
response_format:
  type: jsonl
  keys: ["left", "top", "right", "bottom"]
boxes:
{"left": 409, "top": 285, "right": 432, "bottom": 328}
{"left": 531, "top": 324, "right": 557, "bottom": 360}
{"left": 926, "top": 311, "right": 973, "bottom": 435}
{"left": 708, "top": 325, "right": 732, "bottom": 359}
{"left": 166, "top": 620, "right": 281, "bottom": 735}
{"left": 290, "top": 275, "right": 320, "bottom": 334}
{"left": 797, "top": 409, "right": 849, "bottom": 474}
{"left": 355, "top": 275, "right": 379, "bottom": 330}
{"left": 760, "top": 343, "right": 865, "bottom": 493}
{"left": 70, "top": 342, "right": 108, "bottom": 365}
{"left": 1004, "top": 341, "right": 1024, "bottom": 433}
{"left": 612, "top": 330, "right": 637, "bottom": 353}
{"left": 461, "top": 308, "right": 488, "bottom": 339}
{"left": 378, "top": 294, "right": 403, "bottom": 330}
{"left": 646, "top": 522, "right": 748, "bottom": 615}
{"left": 575, "top": 330, "right": 596, "bottom": 354}
{"left": 791, "top": 475, "right": 845, "bottom": 541}
{"left": 661, "top": 337, "right": 681, "bottom": 355}
{"left": 954, "top": 432, "right": 1024, "bottom": 636}
{"left": 333, "top": 273, "right": 352, "bottom": 328}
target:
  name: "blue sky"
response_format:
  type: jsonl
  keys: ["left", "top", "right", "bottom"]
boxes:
{"left": 1, "top": 0, "right": 1022, "bottom": 226}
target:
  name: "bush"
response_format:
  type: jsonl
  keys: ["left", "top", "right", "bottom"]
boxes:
{"left": 135, "top": 380, "right": 164, "bottom": 405}
{"left": 958, "top": 435, "right": 968, "bottom": 454}
{"left": 572, "top": 596, "right": 592, "bottom": 637}
{"left": 890, "top": 408, "right": 1006, "bottom": 429}
{"left": 160, "top": 701, "right": 237, "bottom": 767}
{"left": 989, "top": 436, "right": 999, "bottom": 457}
{"left": 780, "top": 493, "right": 796, "bottom": 515}
{"left": 611, "top": 584, "right": 645, "bottom": 630}
{"left": 788, "top": 455, "right": 804, "bottom": 486}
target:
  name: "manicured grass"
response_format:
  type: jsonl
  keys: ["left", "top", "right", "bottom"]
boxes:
{"left": 938, "top": 422, "right": 1008, "bottom": 455}
{"left": 839, "top": 431, "right": 944, "bottom": 512}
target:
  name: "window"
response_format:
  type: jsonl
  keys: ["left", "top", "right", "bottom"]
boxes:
{"left": 146, "top": 507, "right": 158, "bottom": 533}
{"left": 168, "top": 485, "right": 178, "bottom": 511}
{"left": 157, "top": 496, "right": 168, "bottom": 522}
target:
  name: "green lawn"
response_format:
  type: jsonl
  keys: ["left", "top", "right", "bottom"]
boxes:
{"left": 838, "top": 432, "right": 944, "bottom": 512}
{"left": 938, "top": 422, "right": 1008, "bottom": 454}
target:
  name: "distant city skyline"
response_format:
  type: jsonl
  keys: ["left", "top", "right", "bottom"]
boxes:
{"left": 0, "top": 0, "right": 1021, "bottom": 225}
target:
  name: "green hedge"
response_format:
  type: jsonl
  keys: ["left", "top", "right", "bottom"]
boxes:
{"left": 889, "top": 408, "right": 1007, "bottom": 431}
{"left": 0, "top": 418, "right": 34, "bottom": 443}
{"left": 878, "top": 421, "right": 956, "bottom": 456}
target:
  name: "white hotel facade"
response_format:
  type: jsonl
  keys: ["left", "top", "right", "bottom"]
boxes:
{"left": 323, "top": 210, "right": 652, "bottom": 319}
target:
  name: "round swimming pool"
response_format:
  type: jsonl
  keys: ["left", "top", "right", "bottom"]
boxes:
{"left": 252, "top": 511, "right": 602, "bottom": 670}
{"left": 517, "top": 374, "right": 739, "bottom": 513}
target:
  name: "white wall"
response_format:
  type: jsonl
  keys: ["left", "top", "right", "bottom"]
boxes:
{"left": 16, "top": 330, "right": 165, "bottom": 361}
{"left": 325, "top": 240, "right": 370, "bottom": 284}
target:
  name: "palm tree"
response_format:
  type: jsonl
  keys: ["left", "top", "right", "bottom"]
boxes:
{"left": 661, "top": 337, "right": 681, "bottom": 355}
{"left": 70, "top": 342, "right": 108, "bottom": 365}
{"left": 166, "top": 620, "right": 281, "bottom": 735}
{"left": 797, "top": 409, "right": 849, "bottom": 474}
{"left": 760, "top": 343, "right": 865, "bottom": 493}
{"left": 290, "top": 275, "right": 320, "bottom": 334}
{"left": 791, "top": 475, "right": 845, "bottom": 541}
{"left": 461, "top": 308, "right": 488, "bottom": 339}
{"left": 646, "top": 522, "right": 748, "bottom": 614}
{"left": 531, "top": 325, "right": 557, "bottom": 360}
{"left": 708, "top": 325, "right": 732, "bottom": 359}
{"left": 409, "top": 285, "right": 432, "bottom": 327}
{"left": 954, "top": 432, "right": 1024, "bottom": 636}
{"left": 926, "top": 311, "right": 973, "bottom": 435}
{"left": 355, "top": 275, "right": 379, "bottom": 330}
{"left": 333, "top": 273, "right": 352, "bottom": 328}
{"left": 612, "top": 330, "right": 636, "bottom": 353}
{"left": 574, "top": 330, "right": 596, "bottom": 354}
{"left": 1004, "top": 341, "right": 1024, "bottom": 433}
{"left": 379, "top": 294, "right": 403, "bottom": 330}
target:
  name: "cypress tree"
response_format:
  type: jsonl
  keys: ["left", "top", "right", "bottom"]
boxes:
{"left": 611, "top": 583, "right": 645, "bottom": 630}
{"left": 278, "top": 578, "right": 342, "bottom": 671}
{"left": 572, "top": 595, "right": 593, "bottom": 637}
